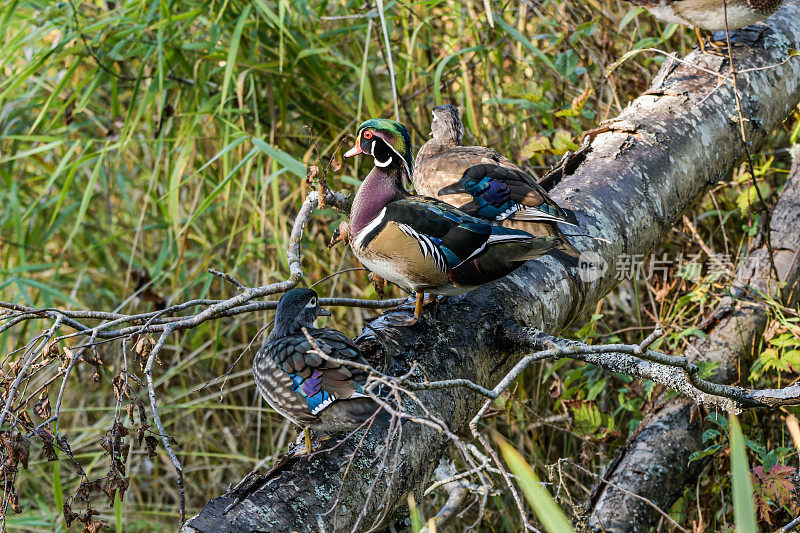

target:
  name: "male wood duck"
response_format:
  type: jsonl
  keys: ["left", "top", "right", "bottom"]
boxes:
{"left": 625, "top": 0, "right": 783, "bottom": 51}
{"left": 343, "top": 119, "right": 565, "bottom": 324}
{"left": 253, "top": 288, "right": 382, "bottom": 453}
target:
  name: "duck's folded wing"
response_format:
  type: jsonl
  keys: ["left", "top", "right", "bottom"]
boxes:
{"left": 440, "top": 165, "right": 578, "bottom": 225}
{"left": 271, "top": 330, "right": 368, "bottom": 401}
{"left": 386, "top": 198, "right": 534, "bottom": 270}
{"left": 453, "top": 145, "right": 528, "bottom": 174}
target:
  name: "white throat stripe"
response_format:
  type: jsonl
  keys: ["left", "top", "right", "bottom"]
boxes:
{"left": 353, "top": 207, "right": 387, "bottom": 250}
{"left": 374, "top": 155, "right": 392, "bottom": 167}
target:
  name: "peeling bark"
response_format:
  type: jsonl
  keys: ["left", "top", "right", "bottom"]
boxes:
{"left": 184, "top": 4, "right": 800, "bottom": 532}
{"left": 587, "top": 145, "right": 800, "bottom": 532}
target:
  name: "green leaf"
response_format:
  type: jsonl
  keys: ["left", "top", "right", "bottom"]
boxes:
{"left": 758, "top": 348, "right": 787, "bottom": 374}
{"left": 218, "top": 5, "right": 252, "bottom": 114}
{"left": 518, "top": 134, "right": 551, "bottom": 161}
{"left": 707, "top": 412, "right": 729, "bottom": 429}
{"left": 782, "top": 350, "right": 800, "bottom": 372}
{"left": 770, "top": 333, "right": 799, "bottom": 348}
{"left": 552, "top": 130, "right": 579, "bottom": 154}
{"left": 497, "top": 437, "right": 575, "bottom": 533}
{"left": 763, "top": 450, "right": 778, "bottom": 473}
{"left": 689, "top": 444, "right": 723, "bottom": 464}
{"left": 744, "top": 436, "right": 767, "bottom": 458}
{"left": 702, "top": 429, "right": 721, "bottom": 443}
{"left": 553, "top": 50, "right": 579, "bottom": 82}
{"left": 696, "top": 360, "right": 721, "bottom": 380}
{"left": 617, "top": 7, "right": 645, "bottom": 32}
{"left": 586, "top": 379, "right": 606, "bottom": 401}
{"left": 730, "top": 414, "right": 758, "bottom": 533}
{"left": 736, "top": 183, "right": 772, "bottom": 212}
{"left": 251, "top": 137, "right": 306, "bottom": 178}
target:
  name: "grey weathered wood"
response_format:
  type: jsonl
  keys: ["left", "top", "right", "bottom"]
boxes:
{"left": 587, "top": 145, "right": 800, "bottom": 532}
{"left": 184, "top": 4, "right": 800, "bottom": 531}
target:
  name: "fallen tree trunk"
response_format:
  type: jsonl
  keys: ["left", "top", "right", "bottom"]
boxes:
{"left": 587, "top": 146, "right": 800, "bottom": 531}
{"left": 184, "top": 4, "right": 800, "bottom": 531}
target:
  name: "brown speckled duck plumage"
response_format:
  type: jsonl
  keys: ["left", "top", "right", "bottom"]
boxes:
{"left": 626, "top": 0, "right": 783, "bottom": 31}
{"left": 413, "top": 105, "right": 581, "bottom": 261}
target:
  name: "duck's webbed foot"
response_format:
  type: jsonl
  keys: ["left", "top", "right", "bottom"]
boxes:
{"left": 291, "top": 428, "right": 314, "bottom": 456}
{"left": 382, "top": 292, "right": 426, "bottom": 327}
{"left": 423, "top": 294, "right": 447, "bottom": 316}
{"left": 384, "top": 312, "right": 420, "bottom": 327}
{"left": 702, "top": 25, "right": 765, "bottom": 56}
{"left": 710, "top": 25, "right": 764, "bottom": 49}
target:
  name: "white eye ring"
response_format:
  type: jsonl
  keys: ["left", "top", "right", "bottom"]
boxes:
{"left": 306, "top": 297, "right": 317, "bottom": 308}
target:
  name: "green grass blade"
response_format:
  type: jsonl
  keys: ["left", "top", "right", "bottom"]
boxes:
{"left": 60, "top": 148, "right": 105, "bottom": 255}
{"left": 433, "top": 46, "right": 484, "bottom": 106}
{"left": 729, "top": 414, "right": 758, "bottom": 532}
{"left": 251, "top": 137, "right": 306, "bottom": 178}
{"left": 51, "top": 461, "right": 63, "bottom": 520}
{"left": 498, "top": 436, "right": 574, "bottom": 533}
{"left": 115, "top": 489, "right": 124, "bottom": 533}
{"left": 218, "top": 5, "right": 252, "bottom": 114}
{"left": 407, "top": 493, "right": 424, "bottom": 533}
{"left": 493, "top": 16, "right": 557, "bottom": 74}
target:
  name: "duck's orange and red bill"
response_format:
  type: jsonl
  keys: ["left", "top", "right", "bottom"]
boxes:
{"left": 344, "top": 138, "right": 363, "bottom": 158}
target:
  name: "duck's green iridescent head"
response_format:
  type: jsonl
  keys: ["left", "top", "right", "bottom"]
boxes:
{"left": 344, "top": 118, "right": 414, "bottom": 181}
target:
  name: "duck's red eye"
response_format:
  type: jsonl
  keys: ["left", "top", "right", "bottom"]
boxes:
{"left": 363, "top": 130, "right": 373, "bottom": 139}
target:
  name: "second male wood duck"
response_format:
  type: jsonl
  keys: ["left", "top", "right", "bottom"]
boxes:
{"left": 253, "top": 288, "right": 384, "bottom": 453}
{"left": 343, "top": 119, "right": 565, "bottom": 324}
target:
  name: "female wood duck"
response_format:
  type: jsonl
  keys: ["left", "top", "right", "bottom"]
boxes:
{"left": 626, "top": 0, "right": 782, "bottom": 50}
{"left": 343, "top": 119, "right": 564, "bottom": 324}
{"left": 413, "top": 105, "right": 581, "bottom": 262}
{"left": 253, "top": 288, "right": 382, "bottom": 453}
{"left": 417, "top": 106, "right": 577, "bottom": 222}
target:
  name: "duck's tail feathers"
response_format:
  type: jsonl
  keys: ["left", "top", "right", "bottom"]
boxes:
{"left": 560, "top": 207, "right": 579, "bottom": 226}
{"left": 546, "top": 239, "right": 581, "bottom": 269}
{"left": 509, "top": 206, "right": 579, "bottom": 227}
{"left": 562, "top": 232, "right": 611, "bottom": 244}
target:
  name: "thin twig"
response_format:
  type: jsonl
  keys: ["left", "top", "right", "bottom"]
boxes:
{"left": 0, "top": 316, "right": 63, "bottom": 428}
{"left": 208, "top": 269, "right": 246, "bottom": 292}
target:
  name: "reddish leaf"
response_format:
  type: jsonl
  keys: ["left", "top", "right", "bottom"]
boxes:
{"left": 18, "top": 410, "right": 33, "bottom": 427}
{"left": 752, "top": 464, "right": 797, "bottom": 525}
{"left": 63, "top": 501, "right": 79, "bottom": 527}
{"left": 144, "top": 435, "right": 159, "bottom": 458}
{"left": 33, "top": 395, "right": 51, "bottom": 419}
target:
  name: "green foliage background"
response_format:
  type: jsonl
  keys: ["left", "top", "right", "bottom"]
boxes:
{"left": 1, "top": 0, "right": 799, "bottom": 530}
